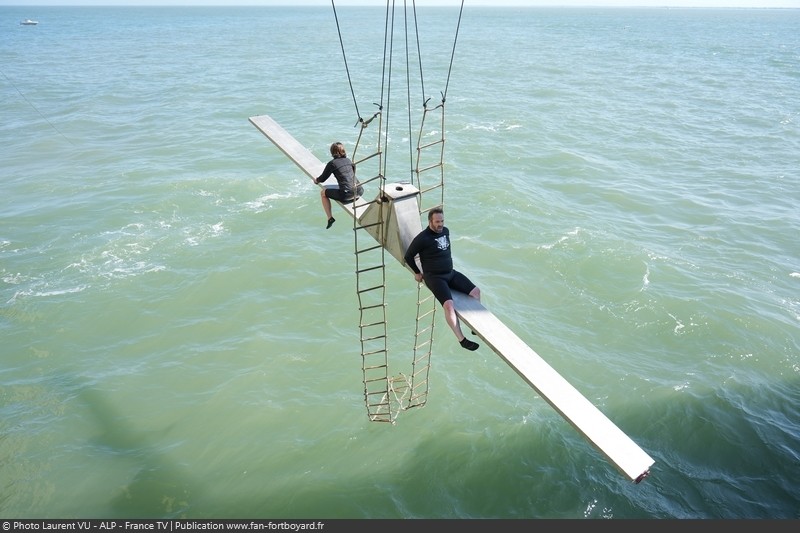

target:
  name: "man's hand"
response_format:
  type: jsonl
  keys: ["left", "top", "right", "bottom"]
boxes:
{"left": 414, "top": 273, "right": 423, "bottom": 283}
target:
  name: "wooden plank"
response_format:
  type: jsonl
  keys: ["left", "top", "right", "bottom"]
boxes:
{"left": 249, "top": 114, "right": 324, "bottom": 180}
{"left": 249, "top": 114, "right": 369, "bottom": 219}
{"left": 250, "top": 113, "right": 654, "bottom": 482}
{"left": 452, "top": 291, "right": 654, "bottom": 482}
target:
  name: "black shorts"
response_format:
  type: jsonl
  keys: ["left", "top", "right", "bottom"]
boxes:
{"left": 422, "top": 270, "right": 476, "bottom": 305}
{"left": 324, "top": 185, "right": 363, "bottom": 204}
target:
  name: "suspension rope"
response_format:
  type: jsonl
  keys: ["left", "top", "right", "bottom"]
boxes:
{"left": 443, "top": 0, "right": 465, "bottom": 102}
{"left": 331, "top": 0, "right": 362, "bottom": 123}
{"left": 381, "top": 0, "right": 391, "bottom": 111}
{"left": 411, "top": 1, "right": 426, "bottom": 106}
{"left": 404, "top": 2, "right": 415, "bottom": 183}
{"left": 382, "top": 0, "right": 397, "bottom": 182}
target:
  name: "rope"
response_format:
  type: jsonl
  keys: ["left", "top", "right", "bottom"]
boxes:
{"left": 382, "top": 0, "right": 396, "bottom": 182}
{"left": 404, "top": 3, "right": 415, "bottom": 183}
{"left": 330, "top": 0, "right": 463, "bottom": 130}
{"left": 411, "top": 1, "right": 426, "bottom": 106}
{"left": 331, "top": 0, "right": 361, "bottom": 123}
{"left": 443, "top": 0, "right": 465, "bottom": 102}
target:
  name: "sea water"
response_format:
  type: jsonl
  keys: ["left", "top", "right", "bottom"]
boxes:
{"left": 1, "top": 5, "right": 799, "bottom": 519}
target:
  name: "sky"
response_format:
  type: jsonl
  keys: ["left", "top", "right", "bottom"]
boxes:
{"left": 3, "top": 1, "right": 799, "bottom": 7}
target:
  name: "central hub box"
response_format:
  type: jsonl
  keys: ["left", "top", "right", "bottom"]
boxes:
{"left": 357, "top": 182, "right": 423, "bottom": 265}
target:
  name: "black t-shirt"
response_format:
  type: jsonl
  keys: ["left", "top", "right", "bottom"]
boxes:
{"left": 403, "top": 226, "right": 453, "bottom": 275}
{"left": 318, "top": 156, "right": 357, "bottom": 196}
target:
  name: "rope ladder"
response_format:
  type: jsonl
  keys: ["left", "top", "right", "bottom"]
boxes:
{"left": 331, "top": 0, "right": 463, "bottom": 421}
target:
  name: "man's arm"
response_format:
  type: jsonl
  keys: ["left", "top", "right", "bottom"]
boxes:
{"left": 403, "top": 234, "right": 422, "bottom": 274}
{"left": 314, "top": 160, "right": 333, "bottom": 184}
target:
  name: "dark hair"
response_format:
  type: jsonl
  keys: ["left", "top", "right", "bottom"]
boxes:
{"left": 428, "top": 207, "right": 443, "bottom": 221}
{"left": 330, "top": 142, "right": 347, "bottom": 158}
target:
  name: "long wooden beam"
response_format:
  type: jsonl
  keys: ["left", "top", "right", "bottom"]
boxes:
{"left": 249, "top": 114, "right": 654, "bottom": 483}
{"left": 451, "top": 292, "right": 653, "bottom": 482}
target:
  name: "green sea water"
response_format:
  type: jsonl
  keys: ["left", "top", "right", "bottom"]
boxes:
{"left": 1, "top": 5, "right": 799, "bottom": 519}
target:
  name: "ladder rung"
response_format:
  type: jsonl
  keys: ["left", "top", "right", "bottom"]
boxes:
{"left": 355, "top": 244, "right": 384, "bottom": 255}
{"left": 367, "top": 395, "right": 389, "bottom": 402}
{"left": 355, "top": 221, "right": 383, "bottom": 232}
{"left": 414, "top": 339, "right": 432, "bottom": 350}
{"left": 357, "top": 285, "right": 385, "bottom": 295}
{"left": 420, "top": 184, "right": 443, "bottom": 195}
{"left": 356, "top": 250, "right": 385, "bottom": 262}
{"left": 358, "top": 173, "right": 383, "bottom": 186}
{"left": 418, "top": 139, "right": 444, "bottom": 150}
{"left": 357, "top": 194, "right": 383, "bottom": 206}
{"left": 361, "top": 339, "right": 387, "bottom": 348}
{"left": 410, "top": 366, "right": 430, "bottom": 379}
{"left": 415, "top": 323, "right": 433, "bottom": 334}
{"left": 354, "top": 152, "right": 380, "bottom": 166}
{"left": 417, "top": 162, "right": 443, "bottom": 173}
{"left": 356, "top": 264, "right": 384, "bottom": 275}
{"left": 415, "top": 309, "right": 435, "bottom": 320}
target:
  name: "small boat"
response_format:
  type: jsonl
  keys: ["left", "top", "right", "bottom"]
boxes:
{"left": 20, "top": 19, "right": 39, "bottom": 26}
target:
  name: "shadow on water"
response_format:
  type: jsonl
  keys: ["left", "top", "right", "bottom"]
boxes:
{"left": 74, "top": 370, "right": 800, "bottom": 519}
{"left": 77, "top": 382, "right": 647, "bottom": 518}
{"left": 78, "top": 387, "right": 201, "bottom": 518}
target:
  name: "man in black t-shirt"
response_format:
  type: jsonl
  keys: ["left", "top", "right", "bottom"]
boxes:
{"left": 403, "top": 207, "right": 481, "bottom": 351}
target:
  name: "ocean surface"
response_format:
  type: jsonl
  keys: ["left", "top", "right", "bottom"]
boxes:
{"left": 2, "top": 5, "right": 799, "bottom": 520}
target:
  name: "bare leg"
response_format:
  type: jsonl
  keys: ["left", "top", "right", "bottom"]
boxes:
{"left": 444, "top": 299, "right": 479, "bottom": 351}
{"left": 443, "top": 299, "right": 465, "bottom": 341}
{"left": 320, "top": 189, "right": 335, "bottom": 228}
{"left": 320, "top": 189, "right": 332, "bottom": 220}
